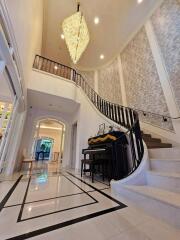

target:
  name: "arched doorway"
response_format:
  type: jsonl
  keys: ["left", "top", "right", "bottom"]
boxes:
{"left": 31, "top": 118, "right": 65, "bottom": 173}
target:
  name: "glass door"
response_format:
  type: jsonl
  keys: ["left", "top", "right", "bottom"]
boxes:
{"left": 0, "top": 69, "right": 17, "bottom": 173}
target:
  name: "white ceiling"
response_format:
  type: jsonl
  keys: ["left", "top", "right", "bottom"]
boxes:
{"left": 42, "top": 0, "right": 162, "bottom": 70}
{"left": 28, "top": 89, "right": 80, "bottom": 114}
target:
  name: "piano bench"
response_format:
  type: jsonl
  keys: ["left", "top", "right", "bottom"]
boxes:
{"left": 81, "top": 159, "right": 94, "bottom": 180}
{"left": 81, "top": 159, "right": 106, "bottom": 183}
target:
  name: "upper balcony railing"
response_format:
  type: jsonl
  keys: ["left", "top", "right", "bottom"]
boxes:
{"left": 33, "top": 55, "right": 144, "bottom": 179}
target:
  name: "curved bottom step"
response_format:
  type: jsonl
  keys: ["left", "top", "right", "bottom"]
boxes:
{"left": 113, "top": 184, "right": 180, "bottom": 228}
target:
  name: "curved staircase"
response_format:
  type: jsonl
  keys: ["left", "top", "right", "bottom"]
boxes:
{"left": 116, "top": 146, "right": 180, "bottom": 228}
{"left": 33, "top": 55, "right": 180, "bottom": 228}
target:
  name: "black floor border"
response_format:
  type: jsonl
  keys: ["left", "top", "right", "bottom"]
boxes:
{"left": 17, "top": 176, "right": 31, "bottom": 222}
{"left": 6, "top": 206, "right": 122, "bottom": 240}
{"left": 4, "top": 172, "right": 127, "bottom": 240}
{"left": 4, "top": 192, "right": 83, "bottom": 208}
{"left": 71, "top": 172, "right": 110, "bottom": 187}
{"left": 62, "top": 174, "right": 98, "bottom": 203}
{"left": 18, "top": 174, "right": 99, "bottom": 222}
{"left": 20, "top": 201, "right": 97, "bottom": 222}
{"left": 66, "top": 172, "right": 127, "bottom": 207}
{"left": 4, "top": 187, "right": 110, "bottom": 209}
{"left": 0, "top": 175, "right": 23, "bottom": 212}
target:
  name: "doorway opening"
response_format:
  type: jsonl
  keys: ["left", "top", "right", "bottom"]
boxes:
{"left": 31, "top": 118, "right": 65, "bottom": 173}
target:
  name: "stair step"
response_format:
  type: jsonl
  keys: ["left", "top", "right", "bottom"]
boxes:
{"left": 149, "top": 148, "right": 180, "bottom": 159}
{"left": 150, "top": 158, "right": 180, "bottom": 173}
{"left": 125, "top": 185, "right": 180, "bottom": 208}
{"left": 142, "top": 133, "right": 152, "bottom": 138}
{"left": 147, "top": 171, "right": 180, "bottom": 193}
{"left": 146, "top": 142, "right": 172, "bottom": 149}
{"left": 143, "top": 137, "right": 161, "bottom": 143}
{"left": 148, "top": 170, "right": 180, "bottom": 178}
{"left": 150, "top": 158, "right": 180, "bottom": 161}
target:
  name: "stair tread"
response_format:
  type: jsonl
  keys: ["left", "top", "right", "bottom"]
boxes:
{"left": 143, "top": 137, "right": 161, "bottom": 142}
{"left": 125, "top": 185, "right": 180, "bottom": 208}
{"left": 146, "top": 142, "right": 172, "bottom": 149}
{"left": 150, "top": 158, "right": 180, "bottom": 162}
{"left": 146, "top": 142, "right": 172, "bottom": 145}
{"left": 148, "top": 170, "right": 180, "bottom": 178}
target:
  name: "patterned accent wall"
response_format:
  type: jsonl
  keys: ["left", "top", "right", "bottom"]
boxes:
{"left": 78, "top": 70, "right": 95, "bottom": 89}
{"left": 151, "top": 0, "right": 180, "bottom": 110}
{"left": 121, "top": 27, "right": 173, "bottom": 130}
{"left": 98, "top": 58, "right": 122, "bottom": 104}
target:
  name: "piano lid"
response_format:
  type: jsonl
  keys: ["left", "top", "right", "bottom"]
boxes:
{"left": 88, "top": 131, "right": 125, "bottom": 145}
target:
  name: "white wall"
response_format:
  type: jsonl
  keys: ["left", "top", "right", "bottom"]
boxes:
{"left": 24, "top": 70, "right": 124, "bottom": 171}
{"left": 5, "top": 0, "right": 43, "bottom": 86}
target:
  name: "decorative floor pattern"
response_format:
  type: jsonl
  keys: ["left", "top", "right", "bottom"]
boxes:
{"left": 0, "top": 171, "right": 125, "bottom": 240}
{"left": 0, "top": 170, "right": 179, "bottom": 240}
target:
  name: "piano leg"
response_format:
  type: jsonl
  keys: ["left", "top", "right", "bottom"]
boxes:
{"left": 92, "top": 163, "right": 94, "bottom": 183}
{"left": 81, "top": 161, "right": 83, "bottom": 177}
{"left": 102, "top": 163, "right": 105, "bottom": 181}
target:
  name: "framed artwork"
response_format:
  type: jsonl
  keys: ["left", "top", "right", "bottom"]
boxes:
{"left": 97, "top": 123, "right": 105, "bottom": 135}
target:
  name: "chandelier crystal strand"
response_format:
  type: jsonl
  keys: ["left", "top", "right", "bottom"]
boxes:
{"left": 62, "top": 2, "right": 90, "bottom": 64}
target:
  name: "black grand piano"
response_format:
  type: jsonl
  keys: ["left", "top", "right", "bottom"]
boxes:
{"left": 82, "top": 131, "right": 130, "bottom": 182}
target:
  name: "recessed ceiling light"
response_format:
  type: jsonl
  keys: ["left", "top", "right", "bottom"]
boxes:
{"left": 61, "top": 33, "right": 65, "bottom": 39}
{"left": 100, "top": 54, "right": 104, "bottom": 60}
{"left": 137, "top": 0, "right": 143, "bottom": 4}
{"left": 94, "top": 17, "right": 99, "bottom": 25}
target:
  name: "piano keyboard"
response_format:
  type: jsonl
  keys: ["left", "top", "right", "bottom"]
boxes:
{"left": 83, "top": 148, "right": 106, "bottom": 154}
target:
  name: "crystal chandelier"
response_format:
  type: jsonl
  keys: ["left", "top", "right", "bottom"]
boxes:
{"left": 62, "top": 2, "right": 90, "bottom": 64}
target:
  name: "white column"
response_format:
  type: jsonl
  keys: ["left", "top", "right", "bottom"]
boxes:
{"left": 94, "top": 70, "right": 99, "bottom": 93}
{"left": 145, "top": 20, "right": 180, "bottom": 136}
{"left": 117, "top": 55, "right": 128, "bottom": 106}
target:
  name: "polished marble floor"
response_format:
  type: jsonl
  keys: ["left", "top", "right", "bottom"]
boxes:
{"left": 0, "top": 167, "right": 179, "bottom": 240}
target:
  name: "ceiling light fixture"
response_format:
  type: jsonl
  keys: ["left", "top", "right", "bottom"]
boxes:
{"left": 100, "top": 54, "right": 104, "bottom": 60}
{"left": 61, "top": 34, "right": 65, "bottom": 39}
{"left": 137, "top": 0, "right": 143, "bottom": 4}
{"left": 62, "top": 1, "right": 90, "bottom": 64}
{"left": 94, "top": 17, "right": 99, "bottom": 25}
{"left": 54, "top": 66, "right": 58, "bottom": 70}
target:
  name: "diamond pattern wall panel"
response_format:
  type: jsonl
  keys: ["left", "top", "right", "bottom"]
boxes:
{"left": 151, "top": 0, "right": 180, "bottom": 111}
{"left": 121, "top": 27, "right": 173, "bottom": 130}
{"left": 98, "top": 58, "right": 122, "bottom": 105}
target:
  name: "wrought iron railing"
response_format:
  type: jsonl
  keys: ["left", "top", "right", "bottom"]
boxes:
{"left": 33, "top": 55, "right": 144, "bottom": 178}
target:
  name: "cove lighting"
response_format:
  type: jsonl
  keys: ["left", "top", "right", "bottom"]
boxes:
{"left": 94, "top": 17, "right": 99, "bottom": 25}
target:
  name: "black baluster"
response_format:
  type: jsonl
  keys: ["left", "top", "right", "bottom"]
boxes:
{"left": 121, "top": 107, "right": 125, "bottom": 127}
{"left": 129, "top": 130, "right": 137, "bottom": 169}
{"left": 111, "top": 104, "right": 114, "bottom": 120}
{"left": 114, "top": 105, "right": 118, "bottom": 123}
{"left": 125, "top": 108, "right": 130, "bottom": 128}
{"left": 117, "top": 106, "right": 122, "bottom": 125}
